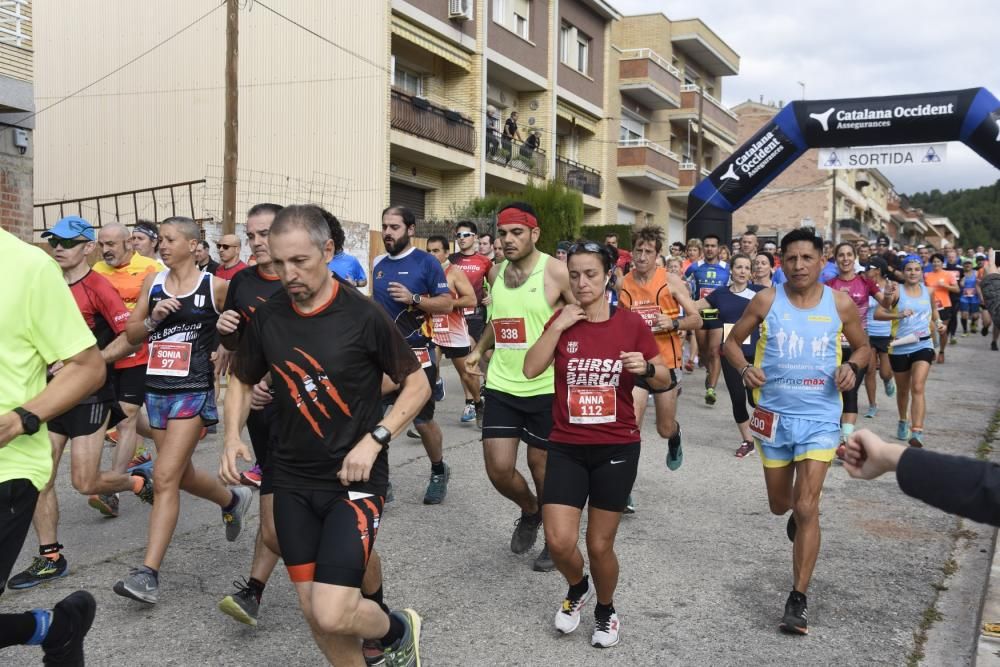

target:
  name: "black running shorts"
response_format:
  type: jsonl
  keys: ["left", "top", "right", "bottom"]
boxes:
{"left": 274, "top": 488, "right": 384, "bottom": 588}
{"left": 869, "top": 336, "right": 891, "bottom": 354}
{"left": 634, "top": 369, "right": 678, "bottom": 394}
{"left": 481, "top": 388, "right": 552, "bottom": 449}
{"left": 889, "top": 348, "right": 936, "bottom": 373}
{"left": 440, "top": 345, "right": 472, "bottom": 360}
{"left": 48, "top": 401, "right": 111, "bottom": 439}
{"left": 543, "top": 442, "right": 640, "bottom": 513}
{"left": 246, "top": 401, "right": 279, "bottom": 495}
{"left": 113, "top": 365, "right": 147, "bottom": 406}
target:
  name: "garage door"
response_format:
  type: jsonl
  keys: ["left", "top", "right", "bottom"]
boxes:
{"left": 389, "top": 181, "right": 426, "bottom": 220}
{"left": 669, "top": 215, "right": 685, "bottom": 245}
{"left": 617, "top": 205, "right": 637, "bottom": 226}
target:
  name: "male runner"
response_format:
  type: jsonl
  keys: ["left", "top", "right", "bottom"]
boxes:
{"left": 8, "top": 217, "right": 155, "bottom": 591}
{"left": 478, "top": 232, "right": 495, "bottom": 260}
{"left": 684, "top": 233, "right": 730, "bottom": 405}
{"left": 373, "top": 205, "right": 454, "bottom": 504}
{"left": 739, "top": 231, "right": 758, "bottom": 258}
{"left": 0, "top": 225, "right": 106, "bottom": 665}
{"left": 213, "top": 203, "right": 286, "bottom": 627}
{"left": 465, "top": 202, "right": 574, "bottom": 571}
{"left": 195, "top": 240, "right": 220, "bottom": 274}
{"left": 724, "top": 228, "right": 869, "bottom": 635}
{"left": 224, "top": 205, "right": 424, "bottom": 666}
{"left": 448, "top": 221, "right": 493, "bottom": 424}
{"left": 620, "top": 226, "right": 703, "bottom": 473}
{"left": 214, "top": 233, "right": 248, "bottom": 281}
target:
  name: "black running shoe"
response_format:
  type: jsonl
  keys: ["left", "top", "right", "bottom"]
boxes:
{"left": 779, "top": 590, "right": 808, "bottom": 635}
{"left": 510, "top": 511, "right": 542, "bottom": 554}
{"left": 786, "top": 514, "right": 797, "bottom": 543}
{"left": 42, "top": 590, "right": 97, "bottom": 666}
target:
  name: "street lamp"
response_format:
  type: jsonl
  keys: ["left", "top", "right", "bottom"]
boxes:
{"left": 797, "top": 81, "right": 806, "bottom": 100}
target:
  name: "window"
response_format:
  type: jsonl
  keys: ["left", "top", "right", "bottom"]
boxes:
{"left": 559, "top": 23, "right": 591, "bottom": 75}
{"left": 392, "top": 61, "right": 423, "bottom": 96}
{"left": 619, "top": 116, "right": 644, "bottom": 143}
{"left": 494, "top": 0, "right": 530, "bottom": 40}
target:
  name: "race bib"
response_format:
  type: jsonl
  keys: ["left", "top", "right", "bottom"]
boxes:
{"left": 413, "top": 347, "right": 433, "bottom": 369}
{"left": 147, "top": 341, "right": 192, "bottom": 377}
{"left": 431, "top": 314, "right": 449, "bottom": 333}
{"left": 699, "top": 287, "right": 716, "bottom": 299}
{"left": 493, "top": 318, "right": 527, "bottom": 349}
{"left": 723, "top": 322, "right": 750, "bottom": 346}
{"left": 463, "top": 307, "right": 476, "bottom": 316}
{"left": 749, "top": 406, "right": 779, "bottom": 443}
{"left": 963, "top": 287, "right": 976, "bottom": 298}
{"left": 632, "top": 305, "right": 662, "bottom": 332}
{"left": 567, "top": 385, "right": 616, "bottom": 424}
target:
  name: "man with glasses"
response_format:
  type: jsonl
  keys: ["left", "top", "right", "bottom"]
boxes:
{"left": 449, "top": 221, "right": 493, "bottom": 426}
{"left": 214, "top": 234, "right": 247, "bottom": 281}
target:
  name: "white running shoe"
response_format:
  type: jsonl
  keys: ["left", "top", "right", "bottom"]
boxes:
{"left": 554, "top": 577, "right": 594, "bottom": 634}
{"left": 592, "top": 610, "right": 621, "bottom": 648}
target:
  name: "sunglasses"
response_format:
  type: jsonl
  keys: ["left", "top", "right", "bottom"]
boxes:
{"left": 216, "top": 243, "right": 235, "bottom": 250}
{"left": 47, "top": 237, "right": 90, "bottom": 250}
{"left": 568, "top": 241, "right": 604, "bottom": 254}
{"left": 454, "top": 232, "right": 476, "bottom": 239}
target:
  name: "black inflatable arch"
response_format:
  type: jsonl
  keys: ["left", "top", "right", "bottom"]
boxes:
{"left": 686, "top": 88, "right": 1000, "bottom": 241}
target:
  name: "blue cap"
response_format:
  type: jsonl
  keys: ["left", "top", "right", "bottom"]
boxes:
{"left": 42, "top": 216, "right": 96, "bottom": 241}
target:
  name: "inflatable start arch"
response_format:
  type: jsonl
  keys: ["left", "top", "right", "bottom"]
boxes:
{"left": 685, "top": 88, "right": 1000, "bottom": 241}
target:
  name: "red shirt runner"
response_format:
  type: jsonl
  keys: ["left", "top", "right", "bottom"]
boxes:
{"left": 449, "top": 251, "right": 492, "bottom": 306}
{"left": 214, "top": 260, "right": 248, "bottom": 281}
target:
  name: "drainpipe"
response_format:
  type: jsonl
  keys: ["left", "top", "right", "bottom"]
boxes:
{"left": 479, "top": 0, "right": 487, "bottom": 198}
{"left": 550, "top": 0, "right": 560, "bottom": 179}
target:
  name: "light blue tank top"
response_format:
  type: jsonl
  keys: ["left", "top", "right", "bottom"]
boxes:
{"left": 867, "top": 295, "right": 891, "bottom": 337}
{"left": 889, "top": 284, "right": 934, "bottom": 355}
{"left": 754, "top": 285, "right": 842, "bottom": 423}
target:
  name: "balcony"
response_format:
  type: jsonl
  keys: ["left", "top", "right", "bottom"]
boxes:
{"left": 670, "top": 85, "right": 739, "bottom": 145}
{"left": 556, "top": 156, "right": 602, "bottom": 198}
{"left": 616, "top": 139, "right": 680, "bottom": 190}
{"left": 678, "top": 162, "right": 712, "bottom": 188}
{"left": 618, "top": 49, "right": 681, "bottom": 110}
{"left": 390, "top": 89, "right": 476, "bottom": 154}
{"left": 670, "top": 19, "right": 740, "bottom": 77}
{"left": 485, "top": 134, "right": 547, "bottom": 179}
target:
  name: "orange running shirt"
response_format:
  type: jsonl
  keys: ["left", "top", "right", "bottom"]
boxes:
{"left": 93, "top": 253, "right": 163, "bottom": 368}
{"left": 620, "top": 267, "right": 682, "bottom": 368}
{"left": 924, "top": 269, "right": 957, "bottom": 309}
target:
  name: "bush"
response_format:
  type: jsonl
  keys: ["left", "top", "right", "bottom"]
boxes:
{"left": 576, "top": 224, "right": 635, "bottom": 250}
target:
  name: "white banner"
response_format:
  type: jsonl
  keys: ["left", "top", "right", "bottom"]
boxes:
{"left": 817, "top": 143, "right": 947, "bottom": 169}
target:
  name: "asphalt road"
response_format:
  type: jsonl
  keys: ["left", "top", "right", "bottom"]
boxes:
{"left": 4, "top": 336, "right": 999, "bottom": 666}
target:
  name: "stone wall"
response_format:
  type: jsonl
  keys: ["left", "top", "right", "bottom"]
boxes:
{"left": 0, "top": 129, "right": 33, "bottom": 241}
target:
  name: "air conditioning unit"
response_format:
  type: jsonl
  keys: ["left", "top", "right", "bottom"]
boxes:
{"left": 448, "top": 0, "right": 473, "bottom": 21}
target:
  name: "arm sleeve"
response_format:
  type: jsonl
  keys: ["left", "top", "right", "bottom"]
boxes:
{"left": 896, "top": 448, "right": 1000, "bottom": 527}
{"left": 231, "top": 307, "right": 270, "bottom": 386}
{"left": 28, "top": 259, "right": 96, "bottom": 364}
{"left": 367, "top": 304, "right": 421, "bottom": 383}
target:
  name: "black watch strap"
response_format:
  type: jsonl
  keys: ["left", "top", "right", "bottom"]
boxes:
{"left": 370, "top": 425, "right": 392, "bottom": 447}
{"left": 644, "top": 362, "right": 656, "bottom": 378}
{"left": 13, "top": 407, "right": 40, "bottom": 435}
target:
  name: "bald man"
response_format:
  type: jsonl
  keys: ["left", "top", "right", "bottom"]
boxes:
{"left": 213, "top": 234, "right": 247, "bottom": 281}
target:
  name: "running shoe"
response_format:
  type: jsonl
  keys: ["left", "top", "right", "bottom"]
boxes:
{"left": 223, "top": 486, "right": 253, "bottom": 541}
{"left": 734, "top": 440, "right": 755, "bottom": 458}
{"left": 533, "top": 543, "right": 555, "bottom": 572}
{"left": 937, "top": 352, "right": 945, "bottom": 364}
{"left": 683, "top": 359, "right": 695, "bottom": 373}
{"left": 623, "top": 494, "right": 636, "bottom": 514}
{"left": 422, "top": 464, "right": 450, "bottom": 505}
{"left": 8, "top": 555, "right": 68, "bottom": 590}
{"left": 786, "top": 514, "right": 797, "bottom": 543}
{"left": 132, "top": 467, "right": 155, "bottom": 505}
{"left": 407, "top": 428, "right": 421, "bottom": 439}
{"left": 127, "top": 456, "right": 154, "bottom": 477}
{"left": 704, "top": 387, "right": 717, "bottom": 406}
{"left": 105, "top": 429, "right": 120, "bottom": 445}
{"left": 432, "top": 377, "right": 445, "bottom": 402}
{"left": 241, "top": 464, "right": 263, "bottom": 488}
{"left": 992, "top": 341, "right": 999, "bottom": 351}
{"left": 88, "top": 493, "right": 120, "bottom": 518}
{"left": 460, "top": 403, "right": 476, "bottom": 423}
{"left": 128, "top": 450, "right": 152, "bottom": 470}
{"left": 41, "top": 591, "right": 97, "bottom": 666}
{"left": 779, "top": 590, "right": 808, "bottom": 635}
{"left": 883, "top": 377, "right": 896, "bottom": 397}
{"left": 864, "top": 405, "right": 878, "bottom": 419}
{"left": 363, "top": 639, "right": 387, "bottom": 666}
{"left": 908, "top": 432, "right": 924, "bottom": 448}
{"left": 475, "top": 400, "right": 484, "bottom": 430}
{"left": 950, "top": 336, "right": 957, "bottom": 345}
{"left": 972, "top": 323, "right": 979, "bottom": 334}
{"left": 113, "top": 566, "right": 159, "bottom": 604}
{"left": 510, "top": 512, "right": 542, "bottom": 554}
{"left": 218, "top": 578, "right": 260, "bottom": 626}
{"left": 666, "top": 427, "right": 683, "bottom": 471}
{"left": 592, "top": 609, "right": 621, "bottom": 648}
{"left": 896, "top": 420, "right": 910, "bottom": 441}
{"left": 555, "top": 577, "right": 595, "bottom": 634}
{"left": 384, "top": 609, "right": 421, "bottom": 667}
{"left": 982, "top": 324, "right": 990, "bottom": 336}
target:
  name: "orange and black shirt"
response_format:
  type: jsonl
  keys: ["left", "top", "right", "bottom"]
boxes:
{"left": 232, "top": 279, "right": 420, "bottom": 495}
{"left": 219, "top": 266, "right": 283, "bottom": 351}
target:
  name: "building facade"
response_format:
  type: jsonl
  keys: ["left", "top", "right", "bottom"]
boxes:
{"left": 0, "top": 0, "right": 32, "bottom": 241}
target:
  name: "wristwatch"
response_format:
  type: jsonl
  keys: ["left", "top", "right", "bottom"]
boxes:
{"left": 644, "top": 362, "right": 656, "bottom": 378}
{"left": 411, "top": 293, "right": 422, "bottom": 306}
{"left": 13, "top": 407, "right": 40, "bottom": 436}
{"left": 370, "top": 425, "right": 392, "bottom": 448}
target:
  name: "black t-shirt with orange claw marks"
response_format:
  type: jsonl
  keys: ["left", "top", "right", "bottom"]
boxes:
{"left": 232, "top": 278, "right": 420, "bottom": 494}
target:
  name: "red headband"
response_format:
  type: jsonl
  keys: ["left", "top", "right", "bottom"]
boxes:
{"left": 497, "top": 208, "right": 538, "bottom": 229}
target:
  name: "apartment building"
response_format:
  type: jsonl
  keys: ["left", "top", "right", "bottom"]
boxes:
{"left": 731, "top": 100, "right": 892, "bottom": 244}
{"left": 0, "top": 0, "right": 32, "bottom": 241}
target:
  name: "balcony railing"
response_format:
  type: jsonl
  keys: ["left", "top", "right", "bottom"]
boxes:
{"left": 556, "top": 156, "right": 602, "bottom": 197}
{"left": 677, "top": 85, "right": 738, "bottom": 140}
{"left": 485, "top": 133, "right": 547, "bottom": 178}
{"left": 838, "top": 218, "right": 863, "bottom": 234}
{"left": 618, "top": 48, "right": 682, "bottom": 106}
{"left": 390, "top": 89, "right": 475, "bottom": 154}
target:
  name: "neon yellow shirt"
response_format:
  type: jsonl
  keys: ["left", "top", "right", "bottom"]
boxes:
{"left": 0, "top": 230, "right": 97, "bottom": 490}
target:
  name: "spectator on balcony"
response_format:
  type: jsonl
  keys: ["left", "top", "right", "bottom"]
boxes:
{"left": 502, "top": 110, "right": 524, "bottom": 163}
{"left": 520, "top": 130, "right": 540, "bottom": 161}
{"left": 486, "top": 105, "right": 501, "bottom": 158}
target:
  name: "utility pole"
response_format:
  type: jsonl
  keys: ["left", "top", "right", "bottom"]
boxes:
{"left": 222, "top": 0, "right": 238, "bottom": 234}
{"left": 830, "top": 169, "right": 838, "bottom": 244}
{"left": 694, "top": 83, "right": 705, "bottom": 184}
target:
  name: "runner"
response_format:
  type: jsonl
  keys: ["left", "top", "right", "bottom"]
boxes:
{"left": 943, "top": 248, "right": 964, "bottom": 345}
{"left": 210, "top": 203, "right": 286, "bottom": 627}
{"left": 861, "top": 257, "right": 897, "bottom": 419}
{"left": 684, "top": 234, "right": 730, "bottom": 406}
{"left": 724, "top": 228, "right": 870, "bottom": 635}
{"left": 0, "top": 225, "right": 106, "bottom": 664}
{"left": 877, "top": 255, "right": 945, "bottom": 448}
{"left": 116, "top": 216, "right": 252, "bottom": 604}
{"left": 752, "top": 252, "right": 774, "bottom": 288}
{"left": 131, "top": 221, "right": 160, "bottom": 260}
{"left": 6, "top": 217, "right": 156, "bottom": 591}
{"left": 478, "top": 232, "right": 495, "bottom": 261}
{"left": 924, "top": 253, "right": 959, "bottom": 362}
{"left": 523, "top": 241, "right": 670, "bottom": 649}
{"left": 464, "top": 202, "right": 574, "bottom": 571}
{"left": 620, "top": 225, "right": 702, "bottom": 472}
{"left": 195, "top": 240, "right": 220, "bottom": 274}
{"left": 373, "top": 205, "right": 454, "bottom": 505}
{"left": 690, "top": 254, "right": 762, "bottom": 458}
{"left": 223, "top": 205, "right": 423, "bottom": 666}
{"left": 326, "top": 221, "right": 368, "bottom": 288}
{"left": 740, "top": 231, "right": 758, "bottom": 258}
{"left": 824, "top": 242, "right": 893, "bottom": 442}
{"left": 214, "top": 234, "right": 248, "bottom": 281}
{"left": 958, "top": 258, "right": 983, "bottom": 336}
{"left": 448, "top": 221, "right": 493, "bottom": 425}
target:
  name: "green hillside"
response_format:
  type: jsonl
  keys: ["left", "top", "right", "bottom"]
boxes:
{"left": 906, "top": 180, "right": 1000, "bottom": 248}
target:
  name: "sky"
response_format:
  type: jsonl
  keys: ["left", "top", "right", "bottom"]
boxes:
{"left": 611, "top": 0, "right": 1000, "bottom": 195}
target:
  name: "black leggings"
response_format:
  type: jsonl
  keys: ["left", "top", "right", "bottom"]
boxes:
{"left": 720, "top": 354, "right": 756, "bottom": 424}
{"left": 840, "top": 347, "right": 867, "bottom": 415}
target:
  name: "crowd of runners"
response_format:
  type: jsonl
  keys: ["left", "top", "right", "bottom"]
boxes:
{"left": 1, "top": 204, "right": 998, "bottom": 665}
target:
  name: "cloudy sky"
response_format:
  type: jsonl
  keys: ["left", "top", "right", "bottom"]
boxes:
{"left": 611, "top": 0, "right": 1000, "bottom": 195}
